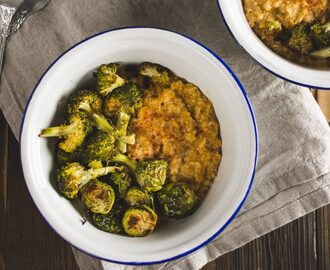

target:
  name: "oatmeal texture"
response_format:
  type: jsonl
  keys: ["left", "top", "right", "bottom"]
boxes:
{"left": 244, "top": 0, "right": 328, "bottom": 29}
{"left": 128, "top": 80, "right": 221, "bottom": 198}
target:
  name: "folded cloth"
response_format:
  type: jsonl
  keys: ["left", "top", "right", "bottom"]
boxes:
{"left": 0, "top": 0, "right": 329, "bottom": 269}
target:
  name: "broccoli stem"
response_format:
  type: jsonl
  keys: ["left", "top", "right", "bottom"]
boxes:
{"left": 39, "top": 124, "right": 75, "bottom": 137}
{"left": 79, "top": 166, "right": 123, "bottom": 188}
{"left": 92, "top": 113, "right": 116, "bottom": 134}
{"left": 79, "top": 101, "right": 116, "bottom": 134}
{"left": 116, "top": 112, "right": 134, "bottom": 153}
{"left": 112, "top": 154, "right": 138, "bottom": 171}
{"left": 80, "top": 102, "right": 135, "bottom": 150}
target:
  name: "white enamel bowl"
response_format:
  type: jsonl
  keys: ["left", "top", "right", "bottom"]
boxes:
{"left": 218, "top": 0, "right": 330, "bottom": 89}
{"left": 20, "top": 28, "right": 258, "bottom": 265}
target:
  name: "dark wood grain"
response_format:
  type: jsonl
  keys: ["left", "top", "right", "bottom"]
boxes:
{"left": 202, "top": 210, "right": 329, "bottom": 270}
{"left": 316, "top": 206, "right": 330, "bottom": 270}
{"left": 0, "top": 120, "right": 79, "bottom": 270}
{"left": 0, "top": 112, "right": 8, "bottom": 270}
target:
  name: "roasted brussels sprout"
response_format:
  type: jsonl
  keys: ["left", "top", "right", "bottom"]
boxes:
{"left": 135, "top": 160, "right": 167, "bottom": 192}
{"left": 92, "top": 205, "right": 123, "bottom": 234}
{"left": 80, "top": 179, "right": 115, "bottom": 214}
{"left": 124, "top": 187, "right": 151, "bottom": 207}
{"left": 122, "top": 206, "right": 158, "bottom": 237}
{"left": 113, "top": 154, "right": 167, "bottom": 192}
{"left": 156, "top": 182, "right": 197, "bottom": 218}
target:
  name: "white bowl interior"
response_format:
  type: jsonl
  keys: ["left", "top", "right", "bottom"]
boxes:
{"left": 20, "top": 28, "right": 257, "bottom": 264}
{"left": 219, "top": 0, "right": 330, "bottom": 89}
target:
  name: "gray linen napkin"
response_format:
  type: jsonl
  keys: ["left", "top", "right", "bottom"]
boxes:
{"left": 0, "top": 0, "right": 329, "bottom": 269}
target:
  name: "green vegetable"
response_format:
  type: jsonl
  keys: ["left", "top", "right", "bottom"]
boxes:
{"left": 95, "top": 63, "right": 127, "bottom": 96}
{"left": 79, "top": 101, "right": 135, "bottom": 150}
{"left": 105, "top": 171, "right": 132, "bottom": 199}
{"left": 56, "top": 147, "right": 77, "bottom": 165}
{"left": 56, "top": 162, "right": 122, "bottom": 199}
{"left": 139, "top": 62, "right": 171, "bottom": 87}
{"left": 122, "top": 206, "right": 158, "bottom": 237}
{"left": 264, "top": 20, "right": 282, "bottom": 35}
{"left": 310, "top": 22, "right": 330, "bottom": 48}
{"left": 288, "top": 23, "right": 314, "bottom": 54}
{"left": 67, "top": 89, "right": 103, "bottom": 116}
{"left": 124, "top": 187, "right": 151, "bottom": 207}
{"left": 92, "top": 205, "right": 123, "bottom": 234}
{"left": 103, "top": 83, "right": 143, "bottom": 121}
{"left": 80, "top": 131, "right": 117, "bottom": 165}
{"left": 113, "top": 154, "right": 167, "bottom": 192}
{"left": 39, "top": 113, "right": 93, "bottom": 153}
{"left": 80, "top": 179, "right": 115, "bottom": 214}
{"left": 156, "top": 182, "right": 197, "bottom": 218}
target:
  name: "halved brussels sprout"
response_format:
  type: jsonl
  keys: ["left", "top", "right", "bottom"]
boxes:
{"left": 92, "top": 205, "right": 123, "bottom": 234}
{"left": 135, "top": 160, "right": 167, "bottom": 192}
{"left": 122, "top": 206, "right": 158, "bottom": 237}
{"left": 124, "top": 187, "right": 151, "bottom": 207}
{"left": 156, "top": 182, "right": 197, "bottom": 218}
{"left": 80, "top": 179, "right": 115, "bottom": 214}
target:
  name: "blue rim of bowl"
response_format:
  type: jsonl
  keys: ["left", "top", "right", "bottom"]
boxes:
{"left": 216, "top": 0, "right": 330, "bottom": 90}
{"left": 20, "top": 26, "right": 258, "bottom": 266}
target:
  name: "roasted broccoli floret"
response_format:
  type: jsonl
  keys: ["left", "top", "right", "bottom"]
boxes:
{"left": 112, "top": 154, "right": 167, "bottom": 192}
{"left": 79, "top": 101, "right": 135, "bottom": 150}
{"left": 156, "top": 182, "right": 197, "bottom": 218}
{"left": 139, "top": 62, "right": 171, "bottom": 87}
{"left": 80, "top": 131, "right": 117, "bottom": 165}
{"left": 95, "top": 63, "right": 127, "bottom": 96}
{"left": 122, "top": 206, "right": 158, "bottom": 237}
{"left": 88, "top": 160, "right": 104, "bottom": 169}
{"left": 103, "top": 83, "right": 143, "bottom": 121}
{"left": 310, "top": 22, "right": 330, "bottom": 48}
{"left": 57, "top": 162, "right": 122, "bottom": 199}
{"left": 288, "top": 23, "right": 314, "bottom": 54}
{"left": 104, "top": 171, "right": 132, "bottom": 199}
{"left": 80, "top": 179, "right": 115, "bottom": 214}
{"left": 310, "top": 46, "right": 330, "bottom": 58}
{"left": 124, "top": 187, "right": 151, "bottom": 207}
{"left": 263, "top": 20, "right": 282, "bottom": 36}
{"left": 66, "top": 88, "right": 116, "bottom": 135}
{"left": 91, "top": 204, "right": 124, "bottom": 234}
{"left": 39, "top": 113, "right": 92, "bottom": 153}
{"left": 67, "top": 89, "right": 103, "bottom": 116}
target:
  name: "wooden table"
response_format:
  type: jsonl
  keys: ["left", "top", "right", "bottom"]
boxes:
{"left": 1, "top": 92, "right": 329, "bottom": 270}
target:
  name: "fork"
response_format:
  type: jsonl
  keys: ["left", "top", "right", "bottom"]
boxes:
{"left": 0, "top": 0, "right": 50, "bottom": 82}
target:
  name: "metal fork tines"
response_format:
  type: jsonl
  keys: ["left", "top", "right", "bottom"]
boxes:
{"left": 0, "top": 0, "right": 50, "bottom": 83}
